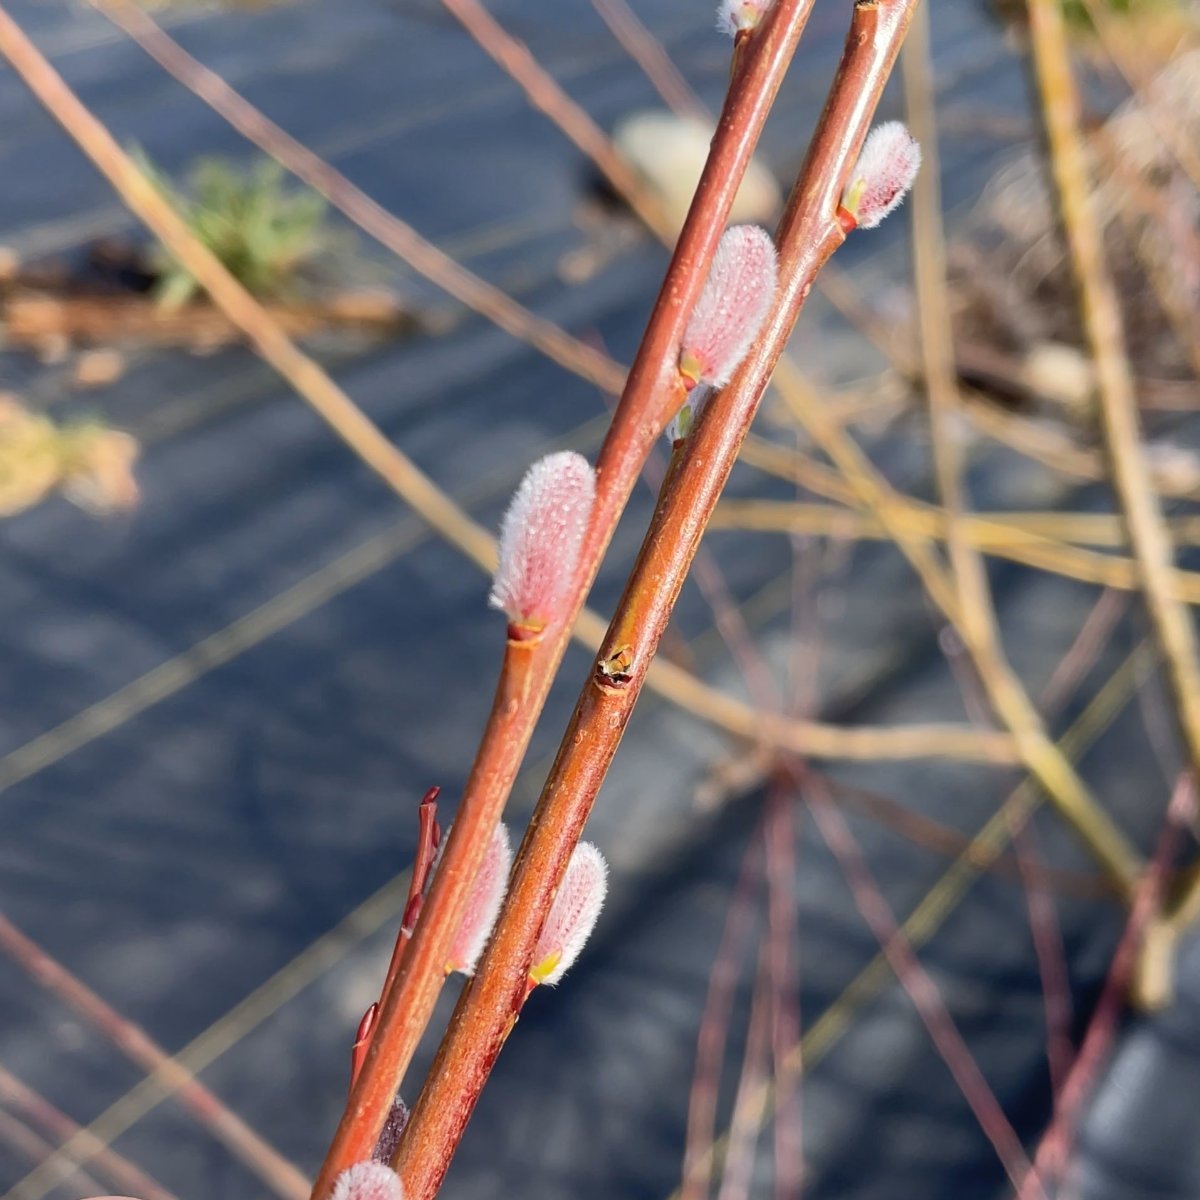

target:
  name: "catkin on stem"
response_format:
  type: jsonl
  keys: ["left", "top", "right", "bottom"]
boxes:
{"left": 678, "top": 225, "right": 778, "bottom": 391}
{"left": 840, "top": 121, "right": 921, "bottom": 230}
{"left": 331, "top": 1162, "right": 404, "bottom": 1200}
{"left": 489, "top": 451, "right": 596, "bottom": 635}
{"left": 529, "top": 842, "right": 608, "bottom": 987}
{"left": 446, "top": 823, "right": 513, "bottom": 976}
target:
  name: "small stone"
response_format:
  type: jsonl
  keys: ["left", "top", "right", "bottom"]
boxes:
{"left": 1021, "top": 341, "right": 1094, "bottom": 415}
{"left": 72, "top": 349, "right": 126, "bottom": 390}
{"left": 0, "top": 245, "right": 20, "bottom": 283}
{"left": 613, "top": 111, "right": 781, "bottom": 236}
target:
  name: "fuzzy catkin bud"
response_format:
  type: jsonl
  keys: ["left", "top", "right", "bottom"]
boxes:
{"left": 841, "top": 122, "right": 921, "bottom": 231}
{"left": 371, "top": 1095, "right": 410, "bottom": 1165}
{"left": 717, "top": 0, "right": 773, "bottom": 36}
{"left": 679, "top": 225, "right": 778, "bottom": 391}
{"left": 529, "top": 842, "right": 608, "bottom": 987}
{"left": 489, "top": 451, "right": 596, "bottom": 633}
{"left": 331, "top": 1162, "right": 404, "bottom": 1200}
{"left": 446, "top": 822, "right": 513, "bottom": 976}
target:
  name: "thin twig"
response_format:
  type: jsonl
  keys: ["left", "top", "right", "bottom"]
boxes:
{"left": 822, "top": 773, "right": 1117, "bottom": 899}
{"left": 4, "top": 863, "right": 422, "bottom": 1200}
{"left": 0, "top": 911, "right": 308, "bottom": 1200}
{"left": 86, "top": 0, "right": 626, "bottom": 398}
{"left": 588, "top": 0, "right": 708, "bottom": 122}
{"left": 352, "top": 788, "right": 443, "bottom": 1086}
{"left": 1018, "top": 775, "right": 1195, "bottom": 1197}
{"left": 0, "top": 1110, "right": 100, "bottom": 1200}
{"left": 763, "top": 777, "right": 803, "bottom": 1200}
{"left": 437, "top": 0, "right": 668, "bottom": 234}
{"left": 963, "top": 397, "right": 1200, "bottom": 499}
{"left": 0, "top": 1064, "right": 177, "bottom": 1200}
{"left": 907, "top": 3, "right": 1145, "bottom": 911}
{"left": 714, "top": 943, "right": 773, "bottom": 1200}
{"left": 681, "top": 832, "right": 765, "bottom": 1200}
{"left": 1011, "top": 821, "right": 1075, "bottom": 1103}
{"left": 773, "top": 380, "right": 1140, "bottom": 893}
{"left": 710, "top": 498, "right": 1200, "bottom": 603}
{"left": 717, "top": 499, "right": 1200, "bottom": 552}
{"left": 671, "top": 635, "right": 1153, "bottom": 1199}
{"left": 801, "top": 771, "right": 1043, "bottom": 1197}
{"left": 1026, "top": 0, "right": 1200, "bottom": 906}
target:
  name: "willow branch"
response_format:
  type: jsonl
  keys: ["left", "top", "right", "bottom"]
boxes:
{"left": 309, "top": 2, "right": 821, "bottom": 1190}
{"left": 391, "top": 8, "right": 919, "bottom": 1198}
{"left": 1, "top": 0, "right": 922, "bottom": 801}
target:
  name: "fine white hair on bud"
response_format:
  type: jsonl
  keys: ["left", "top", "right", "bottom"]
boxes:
{"left": 489, "top": 451, "right": 596, "bottom": 633}
{"left": 679, "top": 225, "right": 778, "bottom": 391}
{"left": 331, "top": 1162, "right": 404, "bottom": 1200}
{"left": 841, "top": 121, "right": 921, "bottom": 231}
{"left": 529, "top": 842, "right": 608, "bottom": 987}
{"left": 446, "top": 823, "right": 513, "bottom": 976}
{"left": 717, "top": 0, "right": 773, "bottom": 37}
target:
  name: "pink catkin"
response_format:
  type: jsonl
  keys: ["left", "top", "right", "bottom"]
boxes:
{"left": 679, "top": 225, "right": 778, "bottom": 390}
{"left": 446, "top": 822, "right": 513, "bottom": 976}
{"left": 530, "top": 841, "right": 608, "bottom": 986}
{"left": 489, "top": 451, "right": 595, "bottom": 631}
{"left": 843, "top": 121, "right": 921, "bottom": 230}
{"left": 330, "top": 1162, "right": 404, "bottom": 1200}
{"left": 716, "top": 0, "right": 773, "bottom": 36}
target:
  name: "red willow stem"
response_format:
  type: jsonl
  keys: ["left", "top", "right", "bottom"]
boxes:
{"left": 309, "top": 3, "right": 820, "bottom": 1192}
{"left": 392, "top": 7, "right": 919, "bottom": 1198}
{"left": 348, "top": 1005, "right": 378, "bottom": 1091}
{"left": 317, "top": 640, "right": 537, "bottom": 1180}
{"left": 384, "top": 788, "right": 443, "bottom": 999}
{"left": 352, "top": 788, "right": 443, "bottom": 1086}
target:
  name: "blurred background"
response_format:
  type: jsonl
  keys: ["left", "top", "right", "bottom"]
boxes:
{"left": 0, "top": 1, "right": 1198, "bottom": 1198}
